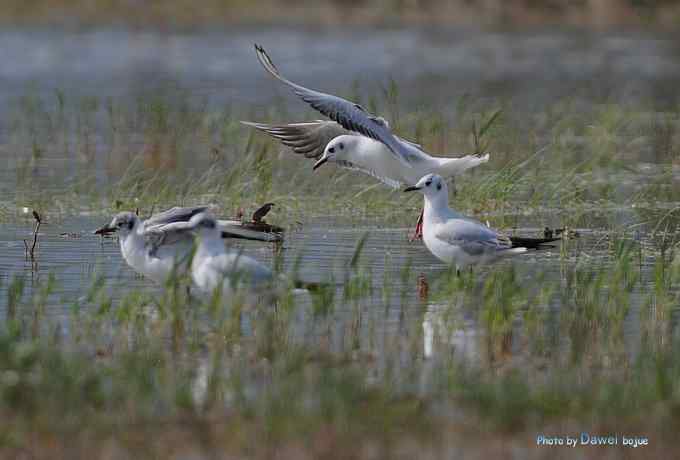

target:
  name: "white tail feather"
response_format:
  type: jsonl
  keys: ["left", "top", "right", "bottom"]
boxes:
{"left": 436, "top": 153, "right": 490, "bottom": 178}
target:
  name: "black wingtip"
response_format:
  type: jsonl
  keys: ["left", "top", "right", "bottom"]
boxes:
{"left": 509, "top": 236, "right": 561, "bottom": 249}
{"left": 253, "top": 43, "right": 280, "bottom": 76}
{"left": 254, "top": 43, "right": 265, "bottom": 61}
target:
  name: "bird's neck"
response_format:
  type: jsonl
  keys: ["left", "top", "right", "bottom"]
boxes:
{"left": 120, "top": 227, "right": 147, "bottom": 265}
{"left": 195, "top": 234, "right": 224, "bottom": 258}
{"left": 423, "top": 193, "right": 457, "bottom": 224}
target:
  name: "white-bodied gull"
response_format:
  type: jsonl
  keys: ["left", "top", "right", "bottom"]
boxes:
{"left": 183, "top": 212, "right": 319, "bottom": 299}
{"left": 187, "top": 212, "right": 276, "bottom": 298}
{"left": 404, "top": 174, "right": 558, "bottom": 273}
{"left": 249, "top": 44, "right": 489, "bottom": 239}
{"left": 242, "top": 120, "right": 488, "bottom": 189}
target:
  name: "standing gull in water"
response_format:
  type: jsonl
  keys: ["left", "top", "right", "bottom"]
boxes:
{"left": 248, "top": 44, "right": 489, "bottom": 239}
{"left": 95, "top": 205, "right": 282, "bottom": 284}
{"left": 404, "top": 174, "right": 558, "bottom": 274}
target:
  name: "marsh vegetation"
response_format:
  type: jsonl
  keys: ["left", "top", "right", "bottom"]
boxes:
{"left": 1, "top": 29, "right": 680, "bottom": 459}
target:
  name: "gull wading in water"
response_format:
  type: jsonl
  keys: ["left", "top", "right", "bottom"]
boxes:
{"left": 95, "top": 205, "right": 282, "bottom": 284}
{"left": 404, "top": 174, "right": 559, "bottom": 274}
{"left": 183, "top": 212, "right": 318, "bottom": 299}
{"left": 248, "top": 44, "right": 489, "bottom": 239}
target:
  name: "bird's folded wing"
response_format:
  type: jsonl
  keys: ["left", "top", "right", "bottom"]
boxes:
{"left": 254, "top": 44, "right": 413, "bottom": 168}
{"left": 241, "top": 120, "right": 352, "bottom": 159}
{"left": 434, "top": 219, "right": 511, "bottom": 255}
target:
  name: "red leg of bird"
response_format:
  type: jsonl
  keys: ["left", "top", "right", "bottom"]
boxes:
{"left": 409, "top": 209, "right": 424, "bottom": 242}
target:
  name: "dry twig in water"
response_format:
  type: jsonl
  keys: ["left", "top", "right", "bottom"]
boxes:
{"left": 23, "top": 210, "right": 42, "bottom": 260}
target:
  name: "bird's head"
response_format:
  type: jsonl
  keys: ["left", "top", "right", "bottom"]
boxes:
{"left": 313, "top": 135, "right": 357, "bottom": 171}
{"left": 403, "top": 173, "right": 449, "bottom": 198}
{"left": 188, "top": 212, "right": 220, "bottom": 238}
{"left": 95, "top": 211, "right": 139, "bottom": 236}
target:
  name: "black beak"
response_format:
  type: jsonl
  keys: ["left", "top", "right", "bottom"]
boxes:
{"left": 403, "top": 185, "right": 420, "bottom": 192}
{"left": 94, "top": 224, "right": 116, "bottom": 235}
{"left": 312, "top": 157, "right": 328, "bottom": 171}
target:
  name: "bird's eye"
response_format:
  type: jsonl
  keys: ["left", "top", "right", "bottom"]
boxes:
{"left": 339, "top": 143, "right": 344, "bottom": 150}
{"left": 117, "top": 221, "right": 124, "bottom": 227}
{"left": 425, "top": 180, "right": 432, "bottom": 187}
{"left": 328, "top": 147, "right": 335, "bottom": 154}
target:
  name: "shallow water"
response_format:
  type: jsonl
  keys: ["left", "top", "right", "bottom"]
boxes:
{"left": 0, "top": 211, "right": 676, "bottom": 370}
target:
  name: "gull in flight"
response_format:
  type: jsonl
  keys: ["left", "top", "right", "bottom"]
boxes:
{"left": 182, "top": 212, "right": 319, "bottom": 299}
{"left": 248, "top": 44, "right": 489, "bottom": 239}
{"left": 94, "top": 205, "right": 282, "bottom": 284}
{"left": 404, "top": 174, "right": 558, "bottom": 274}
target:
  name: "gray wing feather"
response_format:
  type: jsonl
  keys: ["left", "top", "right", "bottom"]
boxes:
{"left": 254, "top": 44, "right": 413, "bottom": 168}
{"left": 241, "top": 120, "right": 352, "bottom": 159}
{"left": 144, "top": 206, "right": 210, "bottom": 228}
{"left": 143, "top": 220, "right": 195, "bottom": 257}
{"left": 395, "top": 135, "right": 422, "bottom": 150}
{"left": 435, "top": 219, "right": 512, "bottom": 256}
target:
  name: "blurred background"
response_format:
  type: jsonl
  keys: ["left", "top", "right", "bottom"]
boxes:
{"left": 2, "top": 0, "right": 680, "bottom": 113}
{"left": 3, "top": 0, "right": 680, "bottom": 28}
{"left": 3, "top": 0, "right": 680, "bottom": 192}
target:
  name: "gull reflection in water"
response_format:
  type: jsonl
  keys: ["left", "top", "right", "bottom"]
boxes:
{"left": 423, "top": 302, "right": 481, "bottom": 362}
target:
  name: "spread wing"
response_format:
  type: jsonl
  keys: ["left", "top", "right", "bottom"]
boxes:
{"left": 144, "top": 206, "right": 211, "bottom": 229}
{"left": 243, "top": 120, "right": 423, "bottom": 160}
{"left": 242, "top": 120, "right": 353, "bottom": 159}
{"left": 143, "top": 220, "right": 195, "bottom": 258}
{"left": 434, "top": 218, "right": 512, "bottom": 256}
{"left": 254, "top": 44, "right": 413, "bottom": 168}
{"left": 144, "top": 206, "right": 282, "bottom": 243}
{"left": 395, "top": 135, "right": 422, "bottom": 150}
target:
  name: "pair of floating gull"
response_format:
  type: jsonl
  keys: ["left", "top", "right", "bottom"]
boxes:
{"left": 95, "top": 205, "right": 282, "bottom": 293}
{"left": 244, "top": 45, "right": 557, "bottom": 272}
